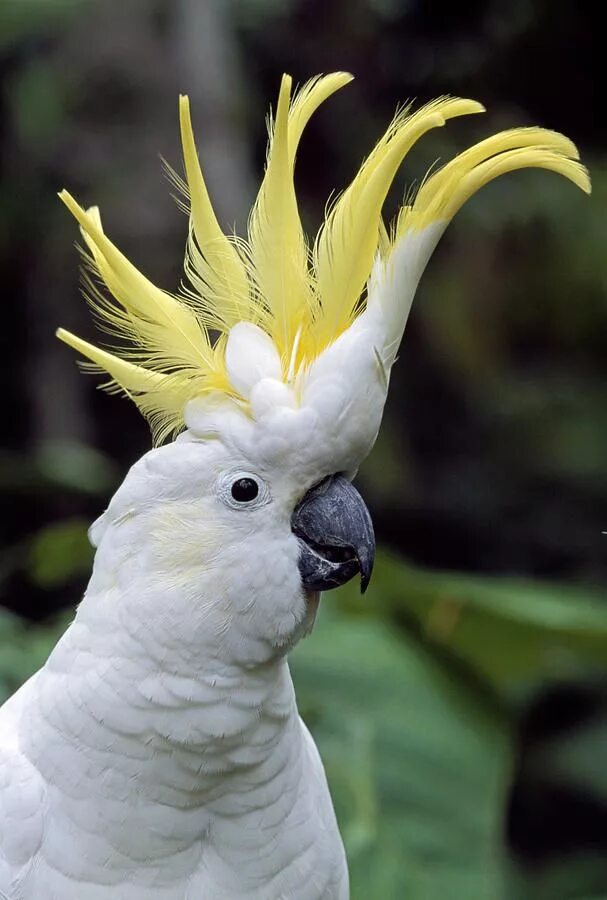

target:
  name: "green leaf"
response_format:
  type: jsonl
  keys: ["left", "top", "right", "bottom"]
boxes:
{"left": 27, "top": 518, "right": 93, "bottom": 588}
{"left": 339, "top": 550, "right": 607, "bottom": 693}
{"left": 35, "top": 440, "right": 119, "bottom": 495}
{"left": 0, "top": 441, "right": 118, "bottom": 495}
{"left": 0, "top": 610, "right": 69, "bottom": 703}
{"left": 292, "top": 609, "right": 513, "bottom": 900}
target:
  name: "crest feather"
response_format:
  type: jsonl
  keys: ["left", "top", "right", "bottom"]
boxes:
{"left": 60, "top": 192, "right": 216, "bottom": 373}
{"left": 55, "top": 328, "right": 202, "bottom": 445}
{"left": 310, "top": 97, "right": 484, "bottom": 352}
{"left": 57, "top": 76, "right": 589, "bottom": 445}
{"left": 178, "top": 95, "right": 251, "bottom": 330}
{"left": 247, "top": 73, "right": 352, "bottom": 359}
{"left": 396, "top": 126, "right": 590, "bottom": 236}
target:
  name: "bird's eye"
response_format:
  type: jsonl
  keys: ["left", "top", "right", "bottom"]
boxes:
{"left": 231, "top": 477, "right": 259, "bottom": 503}
{"left": 217, "top": 470, "right": 270, "bottom": 510}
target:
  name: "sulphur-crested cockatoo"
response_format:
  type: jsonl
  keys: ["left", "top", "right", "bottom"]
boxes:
{"left": 0, "top": 73, "right": 589, "bottom": 899}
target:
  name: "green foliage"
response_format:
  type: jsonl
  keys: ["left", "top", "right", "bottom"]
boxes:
{"left": 34, "top": 441, "right": 119, "bottom": 496}
{"left": 292, "top": 612, "right": 511, "bottom": 899}
{"left": 27, "top": 518, "right": 93, "bottom": 588}
{"left": 0, "top": 440, "right": 116, "bottom": 596}
{"left": 293, "top": 552, "right": 607, "bottom": 899}
{"left": 0, "top": 0, "right": 90, "bottom": 52}
{"left": 345, "top": 550, "right": 607, "bottom": 694}
{"left": 0, "top": 441, "right": 119, "bottom": 496}
{"left": 0, "top": 609, "right": 68, "bottom": 701}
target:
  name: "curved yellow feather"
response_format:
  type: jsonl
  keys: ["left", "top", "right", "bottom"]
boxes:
{"left": 56, "top": 328, "right": 215, "bottom": 443}
{"left": 248, "top": 74, "right": 309, "bottom": 358}
{"left": 398, "top": 127, "right": 590, "bottom": 235}
{"left": 178, "top": 95, "right": 250, "bottom": 328}
{"left": 248, "top": 73, "right": 354, "bottom": 360}
{"left": 56, "top": 328, "right": 166, "bottom": 392}
{"left": 312, "top": 97, "right": 485, "bottom": 350}
{"left": 288, "top": 73, "right": 353, "bottom": 159}
{"left": 59, "top": 191, "right": 214, "bottom": 374}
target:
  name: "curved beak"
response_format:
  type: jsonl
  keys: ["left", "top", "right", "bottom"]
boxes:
{"left": 291, "top": 474, "right": 375, "bottom": 594}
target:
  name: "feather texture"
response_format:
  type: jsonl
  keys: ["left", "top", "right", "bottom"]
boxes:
{"left": 395, "top": 126, "right": 590, "bottom": 236}
{"left": 310, "top": 97, "right": 484, "bottom": 353}
{"left": 178, "top": 95, "right": 250, "bottom": 331}
{"left": 57, "top": 74, "right": 590, "bottom": 444}
{"left": 247, "top": 73, "right": 352, "bottom": 361}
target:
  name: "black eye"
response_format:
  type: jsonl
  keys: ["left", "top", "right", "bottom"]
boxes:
{"left": 231, "top": 477, "right": 259, "bottom": 503}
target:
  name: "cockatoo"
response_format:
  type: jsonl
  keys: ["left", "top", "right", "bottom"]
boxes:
{"left": 0, "top": 73, "right": 589, "bottom": 900}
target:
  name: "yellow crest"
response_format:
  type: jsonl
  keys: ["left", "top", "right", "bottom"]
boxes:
{"left": 58, "top": 73, "right": 590, "bottom": 444}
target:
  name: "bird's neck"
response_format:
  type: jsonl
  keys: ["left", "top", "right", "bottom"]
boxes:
{"left": 21, "top": 586, "right": 310, "bottom": 880}
{"left": 26, "top": 602, "right": 300, "bottom": 783}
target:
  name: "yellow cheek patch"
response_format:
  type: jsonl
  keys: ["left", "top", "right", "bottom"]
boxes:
{"left": 147, "top": 505, "right": 224, "bottom": 580}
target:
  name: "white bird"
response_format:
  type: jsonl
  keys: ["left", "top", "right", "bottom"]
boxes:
{"left": 0, "top": 73, "right": 589, "bottom": 899}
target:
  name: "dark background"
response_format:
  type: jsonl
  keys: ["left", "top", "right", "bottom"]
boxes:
{"left": 1, "top": 2, "right": 605, "bottom": 898}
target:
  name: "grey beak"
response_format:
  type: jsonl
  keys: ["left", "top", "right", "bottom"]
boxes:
{"left": 291, "top": 474, "right": 375, "bottom": 594}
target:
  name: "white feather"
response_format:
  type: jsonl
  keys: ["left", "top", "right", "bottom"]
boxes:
{"left": 225, "top": 322, "right": 283, "bottom": 400}
{"left": 367, "top": 221, "right": 446, "bottom": 369}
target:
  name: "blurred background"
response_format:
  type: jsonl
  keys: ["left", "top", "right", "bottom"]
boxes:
{"left": 0, "top": 1, "right": 605, "bottom": 897}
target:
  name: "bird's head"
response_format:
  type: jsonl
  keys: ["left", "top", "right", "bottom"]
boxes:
{"left": 58, "top": 74, "right": 589, "bottom": 659}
